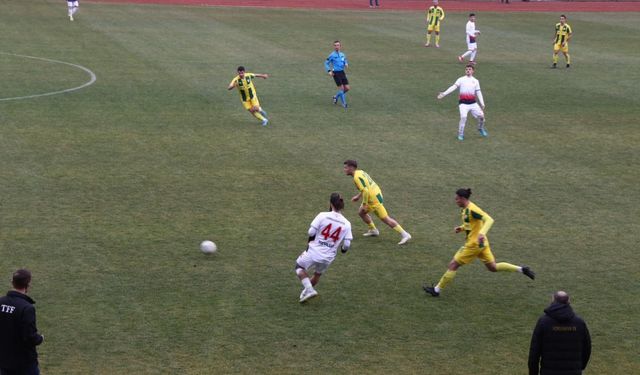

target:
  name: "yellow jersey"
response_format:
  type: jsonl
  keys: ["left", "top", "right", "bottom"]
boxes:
{"left": 230, "top": 73, "right": 258, "bottom": 102}
{"left": 554, "top": 22, "right": 572, "bottom": 45}
{"left": 460, "top": 201, "right": 494, "bottom": 248}
{"left": 353, "top": 170, "right": 383, "bottom": 206}
{"left": 426, "top": 6, "right": 445, "bottom": 27}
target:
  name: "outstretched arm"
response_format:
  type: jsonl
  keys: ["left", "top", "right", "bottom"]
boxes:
{"left": 254, "top": 73, "right": 269, "bottom": 79}
{"left": 438, "top": 84, "right": 458, "bottom": 99}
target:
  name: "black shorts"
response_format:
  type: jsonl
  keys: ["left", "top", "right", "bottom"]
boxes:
{"left": 332, "top": 70, "right": 349, "bottom": 86}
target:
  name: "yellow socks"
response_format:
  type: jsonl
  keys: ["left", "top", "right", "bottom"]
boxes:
{"left": 496, "top": 262, "right": 520, "bottom": 272}
{"left": 436, "top": 270, "right": 457, "bottom": 290}
{"left": 566, "top": 54, "right": 571, "bottom": 64}
{"left": 367, "top": 222, "right": 377, "bottom": 230}
{"left": 252, "top": 111, "right": 266, "bottom": 121}
{"left": 553, "top": 54, "right": 559, "bottom": 64}
{"left": 392, "top": 224, "right": 405, "bottom": 234}
{"left": 435, "top": 35, "right": 440, "bottom": 45}
{"left": 426, "top": 34, "right": 432, "bottom": 44}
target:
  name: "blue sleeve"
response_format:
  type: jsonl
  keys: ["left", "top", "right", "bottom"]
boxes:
{"left": 324, "top": 53, "right": 332, "bottom": 72}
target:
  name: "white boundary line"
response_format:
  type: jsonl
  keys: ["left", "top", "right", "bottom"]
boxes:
{"left": 0, "top": 52, "right": 97, "bottom": 102}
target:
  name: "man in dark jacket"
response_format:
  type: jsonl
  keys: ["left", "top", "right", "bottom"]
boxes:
{"left": 529, "top": 291, "right": 591, "bottom": 375}
{"left": 0, "top": 269, "right": 44, "bottom": 375}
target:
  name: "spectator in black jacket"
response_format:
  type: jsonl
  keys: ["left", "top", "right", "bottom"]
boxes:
{"left": 528, "top": 291, "right": 591, "bottom": 375}
{"left": 0, "top": 269, "right": 44, "bottom": 375}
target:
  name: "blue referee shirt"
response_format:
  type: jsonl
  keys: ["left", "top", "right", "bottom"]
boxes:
{"left": 325, "top": 51, "right": 348, "bottom": 73}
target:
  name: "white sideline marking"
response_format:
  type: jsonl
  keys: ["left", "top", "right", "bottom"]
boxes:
{"left": 0, "top": 52, "right": 97, "bottom": 102}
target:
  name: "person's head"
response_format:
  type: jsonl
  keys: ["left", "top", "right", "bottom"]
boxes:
{"left": 433, "top": 0, "right": 439, "bottom": 5}
{"left": 455, "top": 188, "right": 472, "bottom": 207}
{"left": 333, "top": 40, "right": 342, "bottom": 52}
{"left": 237, "top": 66, "right": 246, "bottom": 78}
{"left": 343, "top": 159, "right": 358, "bottom": 176}
{"left": 465, "top": 64, "right": 475, "bottom": 76}
{"left": 12, "top": 269, "right": 32, "bottom": 292}
{"left": 552, "top": 291, "right": 570, "bottom": 305}
{"left": 469, "top": 13, "right": 476, "bottom": 22}
{"left": 329, "top": 192, "right": 345, "bottom": 212}
{"left": 560, "top": 15, "right": 567, "bottom": 24}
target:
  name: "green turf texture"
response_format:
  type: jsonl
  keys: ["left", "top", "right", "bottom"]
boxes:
{"left": 1, "top": 1, "right": 639, "bottom": 374}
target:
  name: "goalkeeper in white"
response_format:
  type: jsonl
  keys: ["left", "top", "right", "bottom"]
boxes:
{"left": 437, "top": 64, "right": 487, "bottom": 141}
{"left": 295, "top": 193, "right": 353, "bottom": 303}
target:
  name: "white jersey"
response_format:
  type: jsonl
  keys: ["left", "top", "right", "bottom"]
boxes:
{"left": 454, "top": 76, "right": 484, "bottom": 106}
{"left": 466, "top": 21, "right": 478, "bottom": 44}
{"left": 307, "top": 211, "right": 353, "bottom": 262}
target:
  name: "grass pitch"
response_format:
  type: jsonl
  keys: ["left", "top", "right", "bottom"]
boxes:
{"left": 1, "top": 1, "right": 639, "bottom": 374}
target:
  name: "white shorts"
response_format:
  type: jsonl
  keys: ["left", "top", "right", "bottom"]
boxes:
{"left": 466, "top": 42, "right": 477, "bottom": 51}
{"left": 296, "top": 250, "right": 332, "bottom": 275}
{"left": 67, "top": 1, "right": 79, "bottom": 5}
{"left": 459, "top": 103, "right": 484, "bottom": 119}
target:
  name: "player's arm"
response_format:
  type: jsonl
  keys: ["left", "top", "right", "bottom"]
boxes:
{"left": 476, "top": 211, "right": 494, "bottom": 245}
{"left": 227, "top": 78, "right": 237, "bottom": 90}
{"left": 476, "top": 86, "right": 485, "bottom": 109}
{"left": 341, "top": 226, "right": 354, "bottom": 253}
{"left": 441, "top": 8, "right": 445, "bottom": 21}
{"left": 325, "top": 55, "right": 333, "bottom": 75}
{"left": 254, "top": 73, "right": 269, "bottom": 79}
{"left": 566, "top": 28, "right": 572, "bottom": 44}
{"left": 307, "top": 216, "right": 321, "bottom": 243}
{"left": 351, "top": 176, "right": 366, "bottom": 202}
{"left": 437, "top": 83, "right": 458, "bottom": 99}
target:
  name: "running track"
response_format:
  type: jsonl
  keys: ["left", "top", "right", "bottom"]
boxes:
{"left": 90, "top": 0, "right": 640, "bottom": 12}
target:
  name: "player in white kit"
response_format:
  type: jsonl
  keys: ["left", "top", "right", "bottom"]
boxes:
{"left": 458, "top": 13, "right": 480, "bottom": 64}
{"left": 295, "top": 193, "right": 353, "bottom": 303}
{"left": 437, "top": 64, "right": 487, "bottom": 141}
{"left": 67, "top": 0, "right": 79, "bottom": 21}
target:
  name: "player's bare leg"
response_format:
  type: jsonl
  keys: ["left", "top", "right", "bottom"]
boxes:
{"left": 435, "top": 31, "right": 440, "bottom": 48}
{"left": 310, "top": 272, "right": 322, "bottom": 286}
{"left": 359, "top": 207, "right": 379, "bottom": 237}
{"left": 296, "top": 267, "right": 318, "bottom": 302}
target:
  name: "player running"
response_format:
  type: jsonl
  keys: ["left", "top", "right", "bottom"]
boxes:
{"left": 67, "top": 0, "right": 79, "bottom": 21}
{"left": 458, "top": 13, "right": 480, "bottom": 64}
{"left": 343, "top": 160, "right": 412, "bottom": 245}
{"left": 295, "top": 193, "right": 353, "bottom": 303}
{"left": 437, "top": 64, "right": 487, "bottom": 141}
{"left": 552, "top": 15, "right": 573, "bottom": 68}
{"left": 425, "top": 0, "right": 445, "bottom": 48}
{"left": 423, "top": 188, "right": 535, "bottom": 298}
{"left": 325, "top": 40, "right": 350, "bottom": 108}
{"left": 227, "top": 66, "right": 270, "bottom": 126}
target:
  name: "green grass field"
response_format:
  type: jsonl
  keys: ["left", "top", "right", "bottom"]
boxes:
{"left": 1, "top": 1, "right": 639, "bottom": 373}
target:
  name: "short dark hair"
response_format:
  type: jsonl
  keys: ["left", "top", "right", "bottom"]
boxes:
{"left": 456, "top": 188, "right": 472, "bottom": 199}
{"left": 466, "top": 64, "right": 475, "bottom": 70}
{"left": 553, "top": 291, "right": 570, "bottom": 304}
{"left": 343, "top": 159, "right": 358, "bottom": 168}
{"left": 237, "top": 66, "right": 245, "bottom": 72}
{"left": 12, "top": 269, "right": 32, "bottom": 289}
{"left": 560, "top": 14, "right": 567, "bottom": 19}
{"left": 469, "top": 13, "right": 475, "bottom": 17}
{"left": 334, "top": 40, "right": 340, "bottom": 44}
{"left": 330, "top": 192, "right": 345, "bottom": 211}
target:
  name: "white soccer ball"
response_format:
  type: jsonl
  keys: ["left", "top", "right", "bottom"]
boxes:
{"left": 200, "top": 240, "right": 217, "bottom": 254}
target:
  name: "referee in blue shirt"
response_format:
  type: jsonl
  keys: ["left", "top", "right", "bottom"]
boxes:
{"left": 325, "top": 40, "right": 350, "bottom": 108}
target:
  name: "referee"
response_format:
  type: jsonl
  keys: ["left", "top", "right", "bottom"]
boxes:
{"left": 325, "top": 40, "right": 350, "bottom": 108}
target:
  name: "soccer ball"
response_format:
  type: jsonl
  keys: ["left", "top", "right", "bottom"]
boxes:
{"left": 200, "top": 240, "right": 217, "bottom": 254}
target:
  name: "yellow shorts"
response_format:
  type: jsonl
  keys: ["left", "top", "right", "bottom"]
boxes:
{"left": 427, "top": 25, "right": 440, "bottom": 33}
{"left": 453, "top": 244, "right": 495, "bottom": 265}
{"left": 241, "top": 97, "right": 260, "bottom": 111}
{"left": 554, "top": 43, "right": 569, "bottom": 54}
{"left": 362, "top": 203, "right": 389, "bottom": 220}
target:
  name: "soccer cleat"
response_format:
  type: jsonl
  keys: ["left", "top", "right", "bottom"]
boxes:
{"left": 552, "top": 63, "right": 557, "bottom": 69}
{"left": 424, "top": 43, "right": 430, "bottom": 47}
{"left": 343, "top": 103, "right": 348, "bottom": 109}
{"left": 261, "top": 118, "right": 269, "bottom": 127}
{"left": 299, "top": 288, "right": 306, "bottom": 300}
{"left": 435, "top": 44, "right": 440, "bottom": 48}
{"left": 522, "top": 266, "right": 536, "bottom": 280}
{"left": 423, "top": 284, "right": 440, "bottom": 297}
{"left": 457, "top": 135, "right": 464, "bottom": 141}
{"left": 363, "top": 229, "right": 380, "bottom": 237}
{"left": 299, "top": 288, "right": 318, "bottom": 303}
{"left": 398, "top": 233, "right": 412, "bottom": 245}
{"left": 69, "top": 15, "right": 74, "bottom": 21}
{"left": 479, "top": 128, "right": 489, "bottom": 137}
{"left": 566, "top": 64, "right": 570, "bottom": 68}
{"left": 457, "top": 56, "right": 464, "bottom": 63}
{"left": 332, "top": 96, "right": 338, "bottom": 105}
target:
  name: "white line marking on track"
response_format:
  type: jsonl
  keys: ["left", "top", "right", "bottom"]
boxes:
{"left": 0, "top": 52, "right": 97, "bottom": 102}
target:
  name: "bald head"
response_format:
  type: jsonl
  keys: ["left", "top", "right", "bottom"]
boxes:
{"left": 553, "top": 291, "right": 570, "bottom": 304}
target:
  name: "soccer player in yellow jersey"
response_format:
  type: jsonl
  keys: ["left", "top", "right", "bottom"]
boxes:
{"left": 423, "top": 188, "right": 535, "bottom": 297}
{"left": 343, "top": 160, "right": 412, "bottom": 245}
{"left": 552, "top": 15, "right": 573, "bottom": 68}
{"left": 227, "top": 66, "right": 270, "bottom": 126}
{"left": 425, "top": 0, "right": 445, "bottom": 48}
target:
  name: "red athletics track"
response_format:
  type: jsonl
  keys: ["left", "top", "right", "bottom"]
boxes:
{"left": 90, "top": 0, "right": 640, "bottom": 12}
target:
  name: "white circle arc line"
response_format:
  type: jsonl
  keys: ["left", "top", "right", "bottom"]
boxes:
{"left": 0, "top": 52, "right": 97, "bottom": 102}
